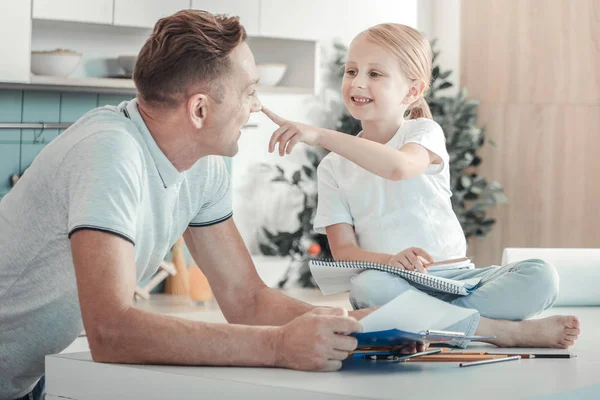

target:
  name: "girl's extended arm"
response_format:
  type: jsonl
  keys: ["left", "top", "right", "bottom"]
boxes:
{"left": 262, "top": 107, "right": 440, "bottom": 181}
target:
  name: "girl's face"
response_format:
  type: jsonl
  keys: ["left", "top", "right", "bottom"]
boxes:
{"left": 342, "top": 34, "right": 414, "bottom": 122}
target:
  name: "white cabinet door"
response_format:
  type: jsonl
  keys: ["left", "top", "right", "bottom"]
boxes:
{"left": 259, "top": 0, "right": 340, "bottom": 40}
{"left": 114, "top": 0, "right": 190, "bottom": 29}
{"left": 260, "top": 0, "right": 418, "bottom": 43}
{"left": 0, "top": 0, "right": 31, "bottom": 82}
{"left": 191, "top": 0, "right": 260, "bottom": 36}
{"left": 32, "top": 0, "right": 114, "bottom": 24}
{"left": 344, "top": 0, "right": 418, "bottom": 42}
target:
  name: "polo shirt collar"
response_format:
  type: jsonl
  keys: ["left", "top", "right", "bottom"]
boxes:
{"left": 125, "top": 99, "right": 182, "bottom": 189}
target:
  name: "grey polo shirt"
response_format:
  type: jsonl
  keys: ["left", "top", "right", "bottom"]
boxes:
{"left": 0, "top": 99, "right": 232, "bottom": 398}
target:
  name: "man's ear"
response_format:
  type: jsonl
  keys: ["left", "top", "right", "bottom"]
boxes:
{"left": 402, "top": 79, "right": 426, "bottom": 105}
{"left": 188, "top": 93, "right": 209, "bottom": 129}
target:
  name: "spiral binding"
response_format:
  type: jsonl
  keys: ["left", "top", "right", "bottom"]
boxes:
{"left": 310, "top": 258, "right": 461, "bottom": 295}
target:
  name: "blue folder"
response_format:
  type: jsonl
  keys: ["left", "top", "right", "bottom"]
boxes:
{"left": 352, "top": 329, "right": 495, "bottom": 346}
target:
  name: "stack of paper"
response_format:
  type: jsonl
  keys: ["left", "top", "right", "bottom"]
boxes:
{"left": 353, "top": 291, "right": 494, "bottom": 345}
{"left": 425, "top": 257, "right": 475, "bottom": 272}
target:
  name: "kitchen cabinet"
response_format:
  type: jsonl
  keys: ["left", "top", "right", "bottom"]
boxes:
{"left": 1, "top": 0, "right": 418, "bottom": 93}
{"left": 0, "top": 0, "right": 31, "bottom": 83}
{"left": 191, "top": 0, "right": 260, "bottom": 36}
{"left": 259, "top": 0, "right": 340, "bottom": 41}
{"left": 259, "top": 0, "right": 418, "bottom": 43}
{"left": 32, "top": 0, "right": 114, "bottom": 25}
{"left": 113, "top": 0, "right": 191, "bottom": 28}
{"left": 345, "top": 0, "right": 418, "bottom": 38}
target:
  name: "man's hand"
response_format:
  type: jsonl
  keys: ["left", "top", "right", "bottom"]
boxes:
{"left": 399, "top": 342, "right": 429, "bottom": 354}
{"left": 274, "top": 307, "right": 362, "bottom": 371}
{"left": 347, "top": 308, "right": 427, "bottom": 354}
{"left": 387, "top": 247, "right": 434, "bottom": 274}
{"left": 262, "top": 107, "right": 323, "bottom": 156}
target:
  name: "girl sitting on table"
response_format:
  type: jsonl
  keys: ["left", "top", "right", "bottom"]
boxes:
{"left": 261, "top": 23, "right": 580, "bottom": 349}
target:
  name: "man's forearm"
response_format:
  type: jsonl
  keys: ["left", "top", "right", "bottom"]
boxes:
{"left": 232, "top": 286, "right": 315, "bottom": 326}
{"left": 238, "top": 286, "right": 374, "bottom": 325}
{"left": 88, "top": 306, "right": 279, "bottom": 367}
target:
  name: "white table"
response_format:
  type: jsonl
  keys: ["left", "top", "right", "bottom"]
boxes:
{"left": 46, "top": 292, "right": 600, "bottom": 400}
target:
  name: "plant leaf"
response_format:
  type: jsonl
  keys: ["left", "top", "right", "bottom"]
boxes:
{"left": 259, "top": 244, "right": 278, "bottom": 256}
{"left": 302, "top": 166, "right": 314, "bottom": 178}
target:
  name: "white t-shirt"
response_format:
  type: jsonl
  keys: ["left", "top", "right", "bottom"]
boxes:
{"left": 314, "top": 118, "right": 466, "bottom": 261}
{"left": 0, "top": 99, "right": 232, "bottom": 399}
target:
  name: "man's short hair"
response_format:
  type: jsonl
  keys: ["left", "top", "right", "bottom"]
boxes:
{"left": 134, "top": 10, "right": 247, "bottom": 106}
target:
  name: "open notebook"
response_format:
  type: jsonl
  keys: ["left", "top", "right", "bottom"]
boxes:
{"left": 351, "top": 291, "right": 494, "bottom": 346}
{"left": 309, "top": 258, "right": 480, "bottom": 296}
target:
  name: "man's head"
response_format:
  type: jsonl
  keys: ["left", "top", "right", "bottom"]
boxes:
{"left": 134, "top": 10, "right": 261, "bottom": 157}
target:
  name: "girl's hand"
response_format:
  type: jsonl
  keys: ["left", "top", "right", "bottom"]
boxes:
{"left": 387, "top": 247, "right": 434, "bottom": 274}
{"left": 262, "top": 107, "right": 322, "bottom": 156}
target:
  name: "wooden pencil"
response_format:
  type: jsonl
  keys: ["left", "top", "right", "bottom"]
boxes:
{"left": 438, "top": 349, "right": 535, "bottom": 359}
{"left": 406, "top": 354, "right": 508, "bottom": 362}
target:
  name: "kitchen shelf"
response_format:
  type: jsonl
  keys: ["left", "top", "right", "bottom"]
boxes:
{"left": 32, "top": 75, "right": 136, "bottom": 93}
{"left": 0, "top": 75, "right": 314, "bottom": 95}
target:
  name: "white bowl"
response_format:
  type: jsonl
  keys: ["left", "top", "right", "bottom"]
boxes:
{"left": 31, "top": 50, "right": 81, "bottom": 77}
{"left": 117, "top": 55, "right": 137, "bottom": 76}
{"left": 257, "top": 63, "right": 287, "bottom": 87}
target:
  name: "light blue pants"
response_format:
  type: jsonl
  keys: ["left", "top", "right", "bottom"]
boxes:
{"left": 349, "top": 259, "right": 560, "bottom": 348}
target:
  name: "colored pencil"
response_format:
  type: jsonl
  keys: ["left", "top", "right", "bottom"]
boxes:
{"left": 460, "top": 355, "right": 521, "bottom": 368}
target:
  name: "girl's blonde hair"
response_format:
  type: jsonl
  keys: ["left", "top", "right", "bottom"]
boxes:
{"left": 362, "top": 23, "right": 433, "bottom": 120}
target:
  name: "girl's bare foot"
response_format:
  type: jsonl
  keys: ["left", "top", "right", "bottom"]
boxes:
{"left": 476, "top": 315, "right": 580, "bottom": 348}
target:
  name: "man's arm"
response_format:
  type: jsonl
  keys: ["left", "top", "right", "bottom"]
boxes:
{"left": 184, "top": 218, "right": 374, "bottom": 323}
{"left": 184, "top": 218, "right": 320, "bottom": 325}
{"left": 71, "top": 229, "right": 279, "bottom": 366}
{"left": 71, "top": 228, "right": 361, "bottom": 371}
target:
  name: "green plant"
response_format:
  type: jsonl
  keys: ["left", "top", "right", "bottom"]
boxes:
{"left": 257, "top": 150, "right": 327, "bottom": 288}
{"left": 330, "top": 40, "right": 507, "bottom": 238}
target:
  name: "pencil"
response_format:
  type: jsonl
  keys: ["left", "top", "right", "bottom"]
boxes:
{"left": 460, "top": 355, "right": 521, "bottom": 368}
{"left": 529, "top": 354, "right": 575, "bottom": 359}
{"left": 405, "top": 354, "right": 508, "bottom": 362}
{"left": 442, "top": 351, "right": 535, "bottom": 359}
{"left": 485, "top": 353, "right": 535, "bottom": 359}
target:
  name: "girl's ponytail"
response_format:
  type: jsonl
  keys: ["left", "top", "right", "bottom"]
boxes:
{"left": 407, "top": 97, "right": 432, "bottom": 120}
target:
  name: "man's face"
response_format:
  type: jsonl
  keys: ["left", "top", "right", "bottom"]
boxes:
{"left": 204, "top": 42, "right": 261, "bottom": 157}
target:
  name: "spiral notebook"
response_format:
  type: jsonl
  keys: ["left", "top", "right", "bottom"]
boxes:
{"left": 309, "top": 259, "right": 481, "bottom": 296}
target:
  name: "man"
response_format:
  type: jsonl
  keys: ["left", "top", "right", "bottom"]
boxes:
{"left": 0, "top": 10, "right": 370, "bottom": 400}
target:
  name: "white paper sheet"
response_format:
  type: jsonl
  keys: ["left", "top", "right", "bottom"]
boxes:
{"left": 427, "top": 259, "right": 475, "bottom": 272}
{"left": 358, "top": 290, "right": 478, "bottom": 333}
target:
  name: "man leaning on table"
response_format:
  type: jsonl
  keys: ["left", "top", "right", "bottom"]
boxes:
{"left": 0, "top": 10, "right": 380, "bottom": 400}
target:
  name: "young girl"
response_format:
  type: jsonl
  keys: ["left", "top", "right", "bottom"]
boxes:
{"left": 261, "top": 23, "right": 579, "bottom": 349}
